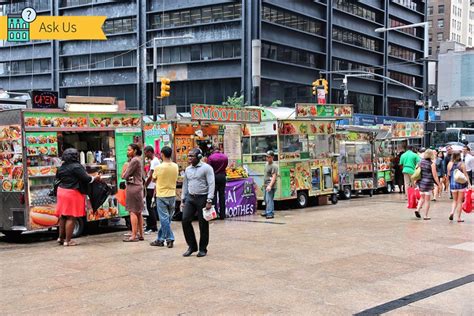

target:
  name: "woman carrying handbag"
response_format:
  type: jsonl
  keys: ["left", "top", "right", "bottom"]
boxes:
{"left": 447, "top": 152, "right": 471, "bottom": 222}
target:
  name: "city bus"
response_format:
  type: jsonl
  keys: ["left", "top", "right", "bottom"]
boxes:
{"left": 432, "top": 128, "right": 474, "bottom": 148}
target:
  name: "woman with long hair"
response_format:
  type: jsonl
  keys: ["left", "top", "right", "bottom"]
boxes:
{"left": 433, "top": 150, "right": 445, "bottom": 200}
{"left": 447, "top": 152, "right": 471, "bottom": 222}
{"left": 56, "top": 148, "right": 100, "bottom": 246}
{"left": 122, "top": 143, "right": 144, "bottom": 242}
{"left": 414, "top": 149, "right": 441, "bottom": 220}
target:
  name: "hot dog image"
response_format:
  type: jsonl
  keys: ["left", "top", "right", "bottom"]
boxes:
{"left": 30, "top": 207, "right": 58, "bottom": 227}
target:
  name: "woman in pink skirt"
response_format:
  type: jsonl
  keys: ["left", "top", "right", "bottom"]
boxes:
{"left": 56, "top": 148, "right": 100, "bottom": 246}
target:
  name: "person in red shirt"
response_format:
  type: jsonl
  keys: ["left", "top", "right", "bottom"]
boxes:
{"left": 207, "top": 147, "right": 228, "bottom": 220}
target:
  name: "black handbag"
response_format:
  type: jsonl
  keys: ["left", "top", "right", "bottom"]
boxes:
{"left": 49, "top": 178, "right": 61, "bottom": 197}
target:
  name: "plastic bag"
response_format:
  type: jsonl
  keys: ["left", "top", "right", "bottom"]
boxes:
{"left": 462, "top": 188, "right": 473, "bottom": 213}
{"left": 142, "top": 198, "right": 149, "bottom": 216}
{"left": 203, "top": 206, "right": 217, "bottom": 221}
{"left": 407, "top": 187, "right": 420, "bottom": 209}
{"left": 116, "top": 189, "right": 126, "bottom": 207}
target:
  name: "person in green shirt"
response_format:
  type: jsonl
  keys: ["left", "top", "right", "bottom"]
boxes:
{"left": 399, "top": 146, "right": 421, "bottom": 197}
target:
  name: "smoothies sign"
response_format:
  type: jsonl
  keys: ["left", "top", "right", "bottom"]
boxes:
{"left": 191, "top": 104, "right": 261, "bottom": 123}
{"left": 295, "top": 104, "right": 353, "bottom": 119}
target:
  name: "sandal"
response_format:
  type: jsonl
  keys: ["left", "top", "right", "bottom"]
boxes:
{"left": 64, "top": 240, "right": 78, "bottom": 246}
{"left": 457, "top": 219, "right": 465, "bottom": 223}
{"left": 414, "top": 211, "right": 421, "bottom": 218}
{"left": 123, "top": 238, "right": 139, "bottom": 242}
{"left": 57, "top": 238, "right": 64, "bottom": 245}
{"left": 449, "top": 214, "right": 454, "bottom": 221}
{"left": 138, "top": 236, "right": 144, "bottom": 241}
{"left": 423, "top": 217, "right": 431, "bottom": 220}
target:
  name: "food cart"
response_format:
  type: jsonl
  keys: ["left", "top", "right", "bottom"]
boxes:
{"left": 336, "top": 126, "right": 377, "bottom": 199}
{"left": 374, "top": 127, "right": 395, "bottom": 193}
{"left": 242, "top": 104, "right": 353, "bottom": 208}
{"left": 144, "top": 104, "right": 259, "bottom": 218}
{"left": 0, "top": 108, "right": 142, "bottom": 238}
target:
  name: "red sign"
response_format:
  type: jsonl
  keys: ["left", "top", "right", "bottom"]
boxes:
{"left": 191, "top": 104, "right": 261, "bottom": 123}
{"left": 31, "top": 90, "right": 59, "bottom": 109}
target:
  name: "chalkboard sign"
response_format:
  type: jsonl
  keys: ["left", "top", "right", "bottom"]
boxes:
{"left": 31, "top": 90, "right": 59, "bottom": 109}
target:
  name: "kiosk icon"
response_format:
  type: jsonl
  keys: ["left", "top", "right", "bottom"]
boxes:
{"left": 7, "top": 14, "right": 30, "bottom": 42}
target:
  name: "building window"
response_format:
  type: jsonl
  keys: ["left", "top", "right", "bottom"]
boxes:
{"left": 390, "top": 18, "right": 419, "bottom": 36}
{"left": 428, "top": 20, "right": 433, "bottom": 28}
{"left": 333, "top": 27, "right": 381, "bottom": 52}
{"left": 262, "top": 42, "right": 323, "bottom": 68}
{"left": 149, "top": 3, "right": 242, "bottom": 30}
{"left": 103, "top": 17, "right": 137, "bottom": 35}
{"left": 62, "top": 51, "right": 137, "bottom": 71}
{"left": 437, "top": 19, "right": 444, "bottom": 28}
{"left": 333, "top": 58, "right": 375, "bottom": 73}
{"left": 334, "top": 0, "right": 379, "bottom": 22}
{"left": 0, "top": 59, "right": 51, "bottom": 75}
{"left": 388, "top": 44, "right": 418, "bottom": 61}
{"left": 438, "top": 5, "right": 445, "bottom": 14}
{"left": 428, "top": 6, "right": 433, "bottom": 15}
{"left": 262, "top": 5, "right": 323, "bottom": 36}
{"left": 437, "top": 33, "right": 443, "bottom": 41}
{"left": 388, "top": 71, "right": 418, "bottom": 87}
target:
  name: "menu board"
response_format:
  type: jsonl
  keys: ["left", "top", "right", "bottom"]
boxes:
{"left": 144, "top": 123, "right": 173, "bottom": 155}
{"left": 224, "top": 125, "right": 242, "bottom": 165}
{"left": 23, "top": 112, "right": 141, "bottom": 129}
{"left": 336, "top": 131, "right": 372, "bottom": 142}
{"left": 175, "top": 136, "right": 194, "bottom": 175}
{"left": 279, "top": 121, "right": 335, "bottom": 135}
{"left": 0, "top": 125, "right": 24, "bottom": 192}
{"left": 25, "top": 132, "right": 58, "bottom": 157}
{"left": 295, "top": 104, "right": 353, "bottom": 119}
{"left": 391, "top": 122, "right": 424, "bottom": 138}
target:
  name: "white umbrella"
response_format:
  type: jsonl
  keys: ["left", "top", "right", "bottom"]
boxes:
{"left": 449, "top": 145, "right": 464, "bottom": 152}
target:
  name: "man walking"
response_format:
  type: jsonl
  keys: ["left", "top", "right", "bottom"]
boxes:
{"left": 399, "top": 146, "right": 420, "bottom": 198}
{"left": 150, "top": 146, "right": 178, "bottom": 248}
{"left": 144, "top": 146, "right": 160, "bottom": 234}
{"left": 463, "top": 145, "right": 474, "bottom": 183}
{"left": 207, "top": 147, "right": 228, "bottom": 220}
{"left": 261, "top": 150, "right": 278, "bottom": 219}
{"left": 181, "top": 148, "right": 215, "bottom": 257}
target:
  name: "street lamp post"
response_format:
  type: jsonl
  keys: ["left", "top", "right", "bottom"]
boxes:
{"left": 375, "top": 22, "right": 430, "bottom": 147}
{"left": 152, "top": 35, "right": 193, "bottom": 121}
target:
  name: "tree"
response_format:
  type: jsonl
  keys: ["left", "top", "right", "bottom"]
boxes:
{"left": 223, "top": 92, "right": 245, "bottom": 107}
{"left": 270, "top": 100, "right": 282, "bottom": 108}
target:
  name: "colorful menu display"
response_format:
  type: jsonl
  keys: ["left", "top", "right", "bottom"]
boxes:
{"left": 144, "top": 123, "right": 173, "bottom": 155}
{"left": 25, "top": 132, "right": 58, "bottom": 157}
{"left": 0, "top": 125, "right": 24, "bottom": 192}
{"left": 295, "top": 104, "right": 353, "bottom": 119}
{"left": 354, "top": 179, "right": 374, "bottom": 190}
{"left": 278, "top": 121, "right": 335, "bottom": 135}
{"left": 391, "top": 122, "right": 424, "bottom": 138}
{"left": 23, "top": 112, "right": 141, "bottom": 129}
{"left": 175, "top": 136, "right": 194, "bottom": 175}
{"left": 336, "top": 131, "right": 372, "bottom": 142}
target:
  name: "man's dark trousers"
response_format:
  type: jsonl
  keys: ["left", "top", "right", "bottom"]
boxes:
{"left": 145, "top": 188, "right": 158, "bottom": 231}
{"left": 182, "top": 194, "right": 209, "bottom": 252}
{"left": 213, "top": 173, "right": 226, "bottom": 219}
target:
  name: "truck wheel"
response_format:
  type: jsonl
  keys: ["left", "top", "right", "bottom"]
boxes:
{"left": 340, "top": 186, "right": 351, "bottom": 200}
{"left": 296, "top": 191, "right": 309, "bottom": 208}
{"left": 72, "top": 218, "right": 85, "bottom": 238}
{"left": 330, "top": 194, "right": 338, "bottom": 205}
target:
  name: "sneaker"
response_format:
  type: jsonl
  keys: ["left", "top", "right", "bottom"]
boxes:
{"left": 260, "top": 213, "right": 267, "bottom": 217}
{"left": 144, "top": 229, "right": 154, "bottom": 235}
{"left": 150, "top": 240, "right": 164, "bottom": 247}
{"left": 266, "top": 215, "right": 274, "bottom": 219}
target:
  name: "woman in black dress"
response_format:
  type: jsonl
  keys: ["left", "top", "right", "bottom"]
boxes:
{"left": 415, "top": 149, "right": 441, "bottom": 220}
{"left": 393, "top": 151, "right": 404, "bottom": 193}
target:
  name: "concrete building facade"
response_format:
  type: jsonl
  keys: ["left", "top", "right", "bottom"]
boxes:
{"left": 427, "top": 0, "right": 474, "bottom": 56}
{"left": 0, "top": 0, "right": 427, "bottom": 118}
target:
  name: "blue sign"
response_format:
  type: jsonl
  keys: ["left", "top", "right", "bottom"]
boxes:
{"left": 416, "top": 109, "right": 437, "bottom": 121}
{"left": 337, "top": 114, "right": 419, "bottom": 127}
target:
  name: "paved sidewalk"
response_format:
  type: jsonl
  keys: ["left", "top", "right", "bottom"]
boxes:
{"left": 1, "top": 193, "right": 473, "bottom": 315}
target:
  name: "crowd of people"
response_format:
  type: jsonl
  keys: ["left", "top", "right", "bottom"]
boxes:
{"left": 393, "top": 144, "right": 473, "bottom": 222}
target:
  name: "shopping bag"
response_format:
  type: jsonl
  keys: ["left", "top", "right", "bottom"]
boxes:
{"left": 415, "top": 187, "right": 421, "bottom": 200}
{"left": 116, "top": 188, "right": 126, "bottom": 207}
{"left": 203, "top": 206, "right": 217, "bottom": 221}
{"left": 462, "top": 188, "right": 473, "bottom": 213}
{"left": 411, "top": 166, "right": 421, "bottom": 181}
{"left": 454, "top": 169, "right": 467, "bottom": 184}
{"left": 142, "top": 198, "right": 149, "bottom": 216}
{"left": 407, "top": 187, "right": 419, "bottom": 209}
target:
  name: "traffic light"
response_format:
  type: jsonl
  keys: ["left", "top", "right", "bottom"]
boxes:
{"left": 312, "top": 79, "right": 320, "bottom": 95}
{"left": 321, "top": 79, "right": 328, "bottom": 94}
{"left": 160, "top": 77, "right": 171, "bottom": 98}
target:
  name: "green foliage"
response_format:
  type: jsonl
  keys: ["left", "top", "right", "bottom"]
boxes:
{"left": 223, "top": 92, "right": 245, "bottom": 107}
{"left": 270, "top": 100, "right": 282, "bottom": 108}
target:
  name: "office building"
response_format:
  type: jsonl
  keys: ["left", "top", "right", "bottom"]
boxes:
{"left": 427, "top": 0, "right": 474, "bottom": 56}
{"left": 0, "top": 0, "right": 427, "bottom": 118}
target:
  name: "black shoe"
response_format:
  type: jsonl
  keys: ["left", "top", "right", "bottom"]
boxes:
{"left": 266, "top": 215, "right": 274, "bottom": 219}
{"left": 260, "top": 213, "right": 267, "bottom": 217}
{"left": 197, "top": 250, "right": 207, "bottom": 257}
{"left": 150, "top": 240, "right": 164, "bottom": 247}
{"left": 166, "top": 240, "right": 174, "bottom": 248}
{"left": 183, "top": 248, "right": 197, "bottom": 257}
{"left": 414, "top": 211, "right": 421, "bottom": 219}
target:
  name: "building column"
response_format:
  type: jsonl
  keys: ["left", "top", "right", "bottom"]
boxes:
{"left": 242, "top": 0, "right": 260, "bottom": 106}
{"left": 138, "top": 0, "right": 147, "bottom": 113}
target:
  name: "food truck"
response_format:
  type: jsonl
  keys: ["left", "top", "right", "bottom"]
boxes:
{"left": 0, "top": 106, "right": 142, "bottom": 238}
{"left": 144, "top": 105, "right": 258, "bottom": 217}
{"left": 336, "top": 126, "right": 377, "bottom": 199}
{"left": 242, "top": 104, "right": 353, "bottom": 208}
